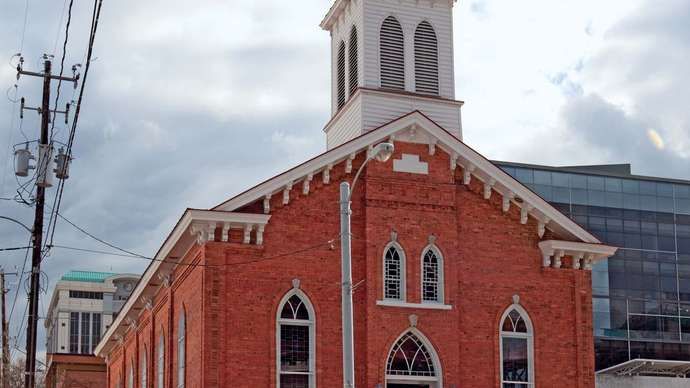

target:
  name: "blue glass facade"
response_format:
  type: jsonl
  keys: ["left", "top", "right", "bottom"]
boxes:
{"left": 496, "top": 162, "right": 690, "bottom": 370}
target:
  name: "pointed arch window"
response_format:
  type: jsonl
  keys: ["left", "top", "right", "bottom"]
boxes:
{"left": 277, "top": 291, "right": 315, "bottom": 388}
{"left": 141, "top": 346, "right": 148, "bottom": 388}
{"left": 383, "top": 242, "right": 406, "bottom": 301}
{"left": 349, "top": 26, "right": 359, "bottom": 95}
{"left": 157, "top": 333, "right": 165, "bottom": 388}
{"left": 380, "top": 16, "right": 405, "bottom": 90}
{"left": 177, "top": 310, "right": 186, "bottom": 388}
{"left": 421, "top": 246, "right": 443, "bottom": 303}
{"left": 337, "top": 41, "right": 347, "bottom": 110}
{"left": 500, "top": 306, "right": 534, "bottom": 387}
{"left": 385, "top": 330, "right": 441, "bottom": 386}
{"left": 414, "top": 21, "right": 439, "bottom": 95}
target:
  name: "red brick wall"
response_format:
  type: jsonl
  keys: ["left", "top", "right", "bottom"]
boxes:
{"left": 104, "top": 142, "right": 596, "bottom": 388}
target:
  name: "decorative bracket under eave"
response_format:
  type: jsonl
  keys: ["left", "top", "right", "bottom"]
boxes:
{"left": 189, "top": 211, "right": 271, "bottom": 246}
{"left": 538, "top": 240, "right": 617, "bottom": 271}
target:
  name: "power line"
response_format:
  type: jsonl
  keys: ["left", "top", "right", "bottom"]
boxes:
{"left": 18, "top": 0, "right": 30, "bottom": 53}
{"left": 53, "top": 211, "right": 148, "bottom": 259}
{"left": 46, "top": 0, "right": 103, "bottom": 252}
{"left": 48, "top": 236, "right": 339, "bottom": 269}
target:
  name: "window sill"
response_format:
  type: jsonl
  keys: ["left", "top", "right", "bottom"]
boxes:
{"left": 376, "top": 300, "right": 452, "bottom": 310}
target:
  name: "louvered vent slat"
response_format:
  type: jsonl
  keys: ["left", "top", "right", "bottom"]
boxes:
{"left": 349, "top": 27, "right": 359, "bottom": 95}
{"left": 380, "top": 16, "right": 405, "bottom": 91}
{"left": 337, "top": 41, "right": 347, "bottom": 110}
{"left": 414, "top": 21, "right": 439, "bottom": 95}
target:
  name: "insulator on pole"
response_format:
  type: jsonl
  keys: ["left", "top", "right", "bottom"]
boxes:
{"left": 54, "top": 147, "right": 71, "bottom": 180}
{"left": 14, "top": 145, "right": 34, "bottom": 177}
{"left": 36, "top": 144, "right": 54, "bottom": 188}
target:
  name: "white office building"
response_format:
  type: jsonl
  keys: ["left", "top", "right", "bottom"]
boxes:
{"left": 45, "top": 271, "right": 139, "bottom": 355}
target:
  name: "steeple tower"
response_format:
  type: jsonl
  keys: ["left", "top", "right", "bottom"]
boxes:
{"left": 321, "top": 0, "right": 463, "bottom": 149}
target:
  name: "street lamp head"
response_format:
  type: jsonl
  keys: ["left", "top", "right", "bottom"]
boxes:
{"left": 370, "top": 142, "right": 395, "bottom": 162}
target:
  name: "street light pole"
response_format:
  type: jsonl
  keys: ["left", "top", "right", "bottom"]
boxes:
{"left": 339, "top": 181, "right": 355, "bottom": 388}
{"left": 339, "top": 142, "right": 394, "bottom": 388}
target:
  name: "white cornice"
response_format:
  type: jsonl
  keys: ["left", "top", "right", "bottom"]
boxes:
{"left": 538, "top": 240, "right": 618, "bottom": 270}
{"left": 94, "top": 209, "right": 271, "bottom": 357}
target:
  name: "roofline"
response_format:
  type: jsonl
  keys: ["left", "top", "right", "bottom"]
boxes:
{"left": 214, "top": 110, "right": 601, "bottom": 243}
{"left": 320, "top": 0, "right": 459, "bottom": 30}
{"left": 493, "top": 160, "right": 690, "bottom": 185}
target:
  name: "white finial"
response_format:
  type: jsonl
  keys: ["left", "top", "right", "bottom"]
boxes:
{"left": 292, "top": 278, "right": 301, "bottom": 289}
{"left": 408, "top": 314, "right": 418, "bottom": 328}
{"left": 512, "top": 294, "right": 520, "bottom": 305}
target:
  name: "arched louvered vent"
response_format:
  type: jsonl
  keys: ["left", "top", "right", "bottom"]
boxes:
{"left": 337, "top": 41, "right": 347, "bottom": 109}
{"left": 414, "top": 21, "right": 439, "bottom": 95}
{"left": 380, "top": 16, "right": 405, "bottom": 90}
{"left": 349, "top": 26, "right": 359, "bottom": 95}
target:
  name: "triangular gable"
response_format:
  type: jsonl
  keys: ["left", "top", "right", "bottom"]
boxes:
{"left": 214, "top": 111, "right": 601, "bottom": 244}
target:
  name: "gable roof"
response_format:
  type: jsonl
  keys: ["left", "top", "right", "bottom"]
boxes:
{"left": 215, "top": 110, "right": 601, "bottom": 244}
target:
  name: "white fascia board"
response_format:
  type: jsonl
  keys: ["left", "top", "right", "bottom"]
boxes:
{"left": 538, "top": 240, "right": 618, "bottom": 261}
{"left": 95, "top": 209, "right": 195, "bottom": 357}
{"left": 216, "top": 110, "right": 600, "bottom": 243}
{"left": 320, "top": 0, "right": 347, "bottom": 30}
{"left": 187, "top": 209, "right": 271, "bottom": 226}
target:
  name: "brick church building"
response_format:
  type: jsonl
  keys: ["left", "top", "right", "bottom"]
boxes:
{"left": 95, "top": 1, "right": 617, "bottom": 387}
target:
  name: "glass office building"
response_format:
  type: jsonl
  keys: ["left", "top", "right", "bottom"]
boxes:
{"left": 495, "top": 162, "right": 690, "bottom": 371}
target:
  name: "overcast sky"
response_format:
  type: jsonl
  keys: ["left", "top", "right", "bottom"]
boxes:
{"left": 1, "top": 0, "right": 689, "bottom": 362}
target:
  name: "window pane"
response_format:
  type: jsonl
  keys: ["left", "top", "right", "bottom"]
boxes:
{"left": 533, "top": 170, "right": 551, "bottom": 185}
{"left": 91, "top": 313, "right": 101, "bottom": 353}
{"left": 280, "top": 325, "right": 310, "bottom": 373}
{"left": 70, "top": 312, "right": 79, "bottom": 353}
{"left": 502, "top": 337, "right": 529, "bottom": 382}
{"left": 81, "top": 313, "right": 91, "bottom": 354}
{"left": 422, "top": 250, "right": 440, "bottom": 302}
{"left": 384, "top": 247, "right": 402, "bottom": 300}
{"left": 279, "top": 375, "right": 309, "bottom": 388}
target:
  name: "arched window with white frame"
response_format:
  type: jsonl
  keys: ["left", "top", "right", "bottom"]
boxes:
{"left": 277, "top": 290, "right": 316, "bottom": 388}
{"left": 421, "top": 244, "right": 443, "bottom": 304}
{"left": 141, "top": 345, "right": 148, "bottom": 388}
{"left": 500, "top": 304, "right": 534, "bottom": 387}
{"left": 414, "top": 20, "right": 439, "bottom": 95}
{"left": 379, "top": 16, "right": 405, "bottom": 90}
{"left": 385, "top": 329, "right": 442, "bottom": 387}
{"left": 157, "top": 333, "right": 165, "bottom": 388}
{"left": 177, "top": 309, "right": 186, "bottom": 388}
{"left": 383, "top": 241, "right": 406, "bottom": 301}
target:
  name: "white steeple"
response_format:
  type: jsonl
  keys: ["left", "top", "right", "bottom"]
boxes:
{"left": 321, "top": 0, "right": 463, "bottom": 149}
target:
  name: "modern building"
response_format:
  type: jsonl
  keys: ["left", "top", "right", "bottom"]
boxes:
{"left": 94, "top": 1, "right": 618, "bottom": 388}
{"left": 44, "top": 271, "right": 139, "bottom": 388}
{"left": 495, "top": 162, "right": 690, "bottom": 382}
{"left": 46, "top": 271, "right": 140, "bottom": 355}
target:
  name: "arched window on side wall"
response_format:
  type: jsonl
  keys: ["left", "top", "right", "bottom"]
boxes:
{"left": 500, "top": 305, "right": 534, "bottom": 387}
{"left": 337, "top": 40, "right": 347, "bottom": 110}
{"left": 380, "top": 16, "right": 405, "bottom": 90}
{"left": 177, "top": 310, "right": 186, "bottom": 388}
{"left": 414, "top": 21, "right": 439, "bottom": 95}
{"left": 157, "top": 333, "right": 165, "bottom": 388}
{"left": 383, "top": 241, "right": 406, "bottom": 301}
{"left": 421, "top": 244, "right": 444, "bottom": 304}
{"left": 128, "top": 361, "right": 134, "bottom": 388}
{"left": 277, "top": 290, "right": 315, "bottom": 388}
{"left": 141, "top": 345, "right": 148, "bottom": 388}
{"left": 349, "top": 26, "right": 359, "bottom": 95}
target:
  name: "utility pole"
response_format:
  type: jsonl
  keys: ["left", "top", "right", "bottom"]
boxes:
{"left": 16, "top": 56, "right": 78, "bottom": 388}
{"left": 1, "top": 269, "right": 17, "bottom": 388}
